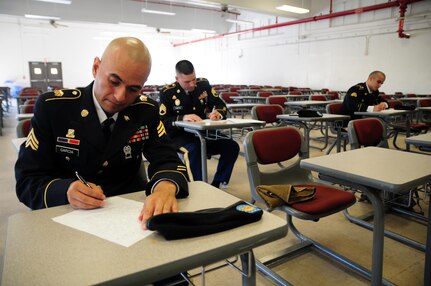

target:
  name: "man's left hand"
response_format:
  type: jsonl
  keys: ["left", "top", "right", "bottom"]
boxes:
{"left": 138, "top": 181, "right": 178, "bottom": 229}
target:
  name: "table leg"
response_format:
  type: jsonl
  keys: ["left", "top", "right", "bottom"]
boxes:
{"left": 425, "top": 196, "right": 431, "bottom": 286}
{"left": 240, "top": 251, "right": 256, "bottom": 286}
{"left": 184, "top": 128, "right": 208, "bottom": 182}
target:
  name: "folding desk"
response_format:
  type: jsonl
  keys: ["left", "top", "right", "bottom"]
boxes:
{"left": 405, "top": 132, "right": 431, "bottom": 149}
{"left": 15, "top": 95, "right": 39, "bottom": 113}
{"left": 300, "top": 147, "right": 431, "bottom": 285}
{"left": 175, "top": 119, "right": 265, "bottom": 182}
{"left": 16, "top": 113, "right": 33, "bottom": 121}
{"left": 232, "top": 96, "right": 268, "bottom": 104}
{"left": 2, "top": 181, "right": 287, "bottom": 286}
{"left": 277, "top": 114, "right": 349, "bottom": 154}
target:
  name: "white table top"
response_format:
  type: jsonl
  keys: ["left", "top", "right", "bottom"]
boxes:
{"left": 405, "top": 132, "right": 431, "bottom": 147}
{"left": 16, "top": 113, "right": 33, "bottom": 120}
{"left": 277, "top": 113, "right": 349, "bottom": 122}
{"left": 226, "top": 103, "right": 264, "bottom": 108}
{"left": 355, "top": 108, "right": 413, "bottom": 117}
{"left": 175, "top": 118, "right": 265, "bottom": 130}
{"left": 285, "top": 100, "right": 330, "bottom": 107}
{"left": 11, "top": 137, "right": 26, "bottom": 151}
{"left": 301, "top": 147, "right": 431, "bottom": 193}
{"left": 2, "top": 181, "right": 287, "bottom": 286}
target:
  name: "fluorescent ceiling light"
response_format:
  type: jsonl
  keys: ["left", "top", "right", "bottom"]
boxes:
{"left": 33, "top": 0, "right": 71, "bottom": 4}
{"left": 25, "top": 14, "right": 61, "bottom": 20}
{"left": 191, "top": 28, "right": 216, "bottom": 34}
{"left": 276, "top": 4, "right": 309, "bottom": 14}
{"left": 141, "top": 8, "right": 176, "bottom": 16}
{"left": 118, "top": 22, "right": 147, "bottom": 27}
{"left": 226, "top": 19, "right": 254, "bottom": 25}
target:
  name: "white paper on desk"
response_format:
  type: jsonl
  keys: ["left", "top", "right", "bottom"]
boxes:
{"left": 52, "top": 197, "right": 153, "bottom": 247}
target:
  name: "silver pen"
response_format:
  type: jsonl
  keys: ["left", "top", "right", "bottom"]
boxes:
{"left": 75, "top": 171, "right": 92, "bottom": 189}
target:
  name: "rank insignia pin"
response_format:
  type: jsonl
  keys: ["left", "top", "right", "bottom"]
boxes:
{"left": 123, "top": 145, "right": 132, "bottom": 159}
{"left": 66, "top": 129, "right": 75, "bottom": 138}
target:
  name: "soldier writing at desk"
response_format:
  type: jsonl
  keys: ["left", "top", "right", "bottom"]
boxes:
{"left": 15, "top": 37, "right": 189, "bottom": 229}
{"left": 341, "top": 70, "right": 388, "bottom": 121}
{"left": 159, "top": 60, "right": 239, "bottom": 189}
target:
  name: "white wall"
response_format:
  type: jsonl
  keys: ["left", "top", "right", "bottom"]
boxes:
{"left": 1, "top": 0, "right": 430, "bottom": 94}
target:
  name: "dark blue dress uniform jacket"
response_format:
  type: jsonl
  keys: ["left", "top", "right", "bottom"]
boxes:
{"left": 15, "top": 83, "right": 189, "bottom": 210}
{"left": 158, "top": 78, "right": 228, "bottom": 148}
{"left": 340, "top": 82, "right": 387, "bottom": 120}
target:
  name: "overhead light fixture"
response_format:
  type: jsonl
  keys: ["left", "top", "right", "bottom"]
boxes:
{"left": 276, "top": 4, "right": 309, "bottom": 14}
{"left": 226, "top": 19, "right": 254, "bottom": 25}
{"left": 141, "top": 8, "right": 176, "bottom": 16}
{"left": 118, "top": 22, "right": 147, "bottom": 28}
{"left": 191, "top": 28, "right": 216, "bottom": 34}
{"left": 25, "top": 14, "right": 61, "bottom": 20}
{"left": 33, "top": 0, "right": 71, "bottom": 4}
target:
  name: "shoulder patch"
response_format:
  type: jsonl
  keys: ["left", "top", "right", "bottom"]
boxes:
{"left": 211, "top": 88, "right": 218, "bottom": 97}
{"left": 162, "top": 83, "right": 176, "bottom": 92}
{"left": 159, "top": 103, "right": 167, "bottom": 115}
{"left": 45, "top": 88, "right": 81, "bottom": 102}
{"left": 351, "top": 92, "right": 357, "bottom": 97}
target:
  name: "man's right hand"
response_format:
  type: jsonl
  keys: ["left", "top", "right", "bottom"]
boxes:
{"left": 183, "top": 114, "right": 202, "bottom": 122}
{"left": 67, "top": 180, "right": 106, "bottom": 209}
{"left": 373, "top": 102, "right": 387, "bottom": 111}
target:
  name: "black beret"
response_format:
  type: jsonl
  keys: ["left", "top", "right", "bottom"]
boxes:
{"left": 147, "top": 201, "right": 263, "bottom": 240}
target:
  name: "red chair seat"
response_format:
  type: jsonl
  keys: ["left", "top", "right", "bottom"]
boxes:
{"left": 291, "top": 184, "right": 356, "bottom": 215}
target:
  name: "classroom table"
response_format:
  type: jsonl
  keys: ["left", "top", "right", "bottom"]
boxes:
{"left": 175, "top": 119, "right": 265, "bottom": 182}
{"left": 232, "top": 96, "right": 268, "bottom": 104}
{"left": 300, "top": 147, "right": 431, "bottom": 286}
{"left": 15, "top": 95, "right": 39, "bottom": 113}
{"left": 405, "top": 132, "right": 431, "bottom": 148}
{"left": 355, "top": 109, "right": 415, "bottom": 151}
{"left": 12, "top": 137, "right": 26, "bottom": 151}
{"left": 16, "top": 113, "right": 33, "bottom": 121}
{"left": 2, "top": 181, "right": 288, "bottom": 286}
{"left": 277, "top": 114, "right": 349, "bottom": 154}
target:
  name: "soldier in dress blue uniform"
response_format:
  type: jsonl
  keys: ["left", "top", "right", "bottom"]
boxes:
{"left": 15, "top": 37, "right": 189, "bottom": 229}
{"left": 159, "top": 60, "right": 239, "bottom": 189}
{"left": 341, "top": 70, "right": 388, "bottom": 121}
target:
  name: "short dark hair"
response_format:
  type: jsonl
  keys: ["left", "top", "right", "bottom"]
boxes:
{"left": 175, "top": 60, "right": 194, "bottom": 75}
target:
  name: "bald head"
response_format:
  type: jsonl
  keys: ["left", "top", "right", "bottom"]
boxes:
{"left": 92, "top": 37, "right": 153, "bottom": 114}
{"left": 102, "top": 37, "right": 152, "bottom": 68}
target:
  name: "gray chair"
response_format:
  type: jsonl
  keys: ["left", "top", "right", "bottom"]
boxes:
{"left": 244, "top": 127, "right": 358, "bottom": 285}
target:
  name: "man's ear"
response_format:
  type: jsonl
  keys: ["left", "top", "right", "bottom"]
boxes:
{"left": 92, "top": 57, "right": 101, "bottom": 78}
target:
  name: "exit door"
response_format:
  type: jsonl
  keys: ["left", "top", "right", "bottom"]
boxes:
{"left": 29, "top": 61, "right": 63, "bottom": 92}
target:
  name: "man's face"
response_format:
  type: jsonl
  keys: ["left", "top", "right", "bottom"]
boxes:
{"left": 176, "top": 72, "right": 197, "bottom": 93}
{"left": 92, "top": 54, "right": 150, "bottom": 114}
{"left": 368, "top": 73, "right": 385, "bottom": 92}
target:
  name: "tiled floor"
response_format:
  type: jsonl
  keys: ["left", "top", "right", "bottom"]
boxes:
{"left": 0, "top": 100, "right": 428, "bottom": 285}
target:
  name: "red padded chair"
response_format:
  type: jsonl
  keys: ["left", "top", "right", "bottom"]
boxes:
{"left": 325, "top": 102, "right": 349, "bottom": 154}
{"left": 309, "top": 95, "right": 326, "bottom": 101}
{"left": 251, "top": 104, "right": 284, "bottom": 127}
{"left": 16, "top": 119, "right": 32, "bottom": 138}
{"left": 256, "top": 91, "right": 273, "bottom": 98}
{"left": 266, "top": 96, "right": 287, "bottom": 109}
{"left": 418, "top": 99, "right": 431, "bottom": 125}
{"left": 406, "top": 93, "right": 416, "bottom": 98}
{"left": 327, "top": 91, "right": 339, "bottom": 100}
{"left": 219, "top": 91, "right": 240, "bottom": 103}
{"left": 379, "top": 94, "right": 392, "bottom": 100}
{"left": 19, "top": 104, "right": 35, "bottom": 114}
{"left": 244, "top": 127, "right": 357, "bottom": 285}
{"left": 288, "top": 91, "right": 302, "bottom": 95}
{"left": 347, "top": 118, "right": 389, "bottom": 149}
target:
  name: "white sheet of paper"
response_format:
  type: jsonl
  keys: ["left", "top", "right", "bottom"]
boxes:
{"left": 227, "top": 118, "right": 264, "bottom": 124}
{"left": 52, "top": 197, "right": 153, "bottom": 247}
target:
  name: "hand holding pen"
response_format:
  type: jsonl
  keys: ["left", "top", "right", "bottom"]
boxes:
{"left": 66, "top": 171, "right": 106, "bottom": 209}
{"left": 209, "top": 106, "right": 221, "bottom": 121}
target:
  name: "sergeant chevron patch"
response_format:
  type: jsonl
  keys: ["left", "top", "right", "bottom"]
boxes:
{"left": 157, "top": 121, "right": 167, "bottom": 137}
{"left": 25, "top": 129, "right": 39, "bottom": 151}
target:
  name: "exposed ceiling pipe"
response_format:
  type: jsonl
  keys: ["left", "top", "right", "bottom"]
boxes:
{"left": 173, "top": 0, "right": 422, "bottom": 47}
{"left": 398, "top": 0, "right": 411, "bottom": 38}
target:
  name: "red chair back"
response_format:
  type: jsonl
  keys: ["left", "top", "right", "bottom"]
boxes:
{"left": 310, "top": 95, "right": 326, "bottom": 101}
{"left": 419, "top": 99, "right": 431, "bottom": 107}
{"left": 352, "top": 118, "right": 385, "bottom": 147}
{"left": 219, "top": 92, "right": 240, "bottom": 103}
{"left": 387, "top": 100, "right": 402, "bottom": 108}
{"left": 267, "top": 96, "right": 287, "bottom": 108}
{"left": 254, "top": 105, "right": 284, "bottom": 124}
{"left": 252, "top": 127, "right": 301, "bottom": 164}
{"left": 257, "top": 91, "right": 273, "bottom": 98}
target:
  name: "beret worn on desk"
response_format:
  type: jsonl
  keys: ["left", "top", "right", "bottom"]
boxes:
{"left": 147, "top": 201, "right": 263, "bottom": 240}
{"left": 297, "top": 109, "right": 323, "bottom": 117}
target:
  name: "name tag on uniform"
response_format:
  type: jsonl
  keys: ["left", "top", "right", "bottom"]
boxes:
{"left": 56, "top": 145, "right": 79, "bottom": 157}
